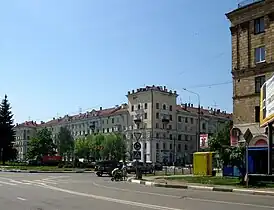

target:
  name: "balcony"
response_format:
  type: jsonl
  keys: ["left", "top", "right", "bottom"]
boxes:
{"left": 238, "top": 0, "right": 264, "bottom": 8}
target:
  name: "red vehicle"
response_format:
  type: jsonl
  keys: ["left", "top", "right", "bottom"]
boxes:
{"left": 42, "top": 155, "right": 62, "bottom": 165}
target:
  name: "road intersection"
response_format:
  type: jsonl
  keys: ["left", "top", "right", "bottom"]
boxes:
{"left": 0, "top": 172, "right": 274, "bottom": 209}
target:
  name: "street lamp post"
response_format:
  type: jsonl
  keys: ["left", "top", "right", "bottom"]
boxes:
{"left": 182, "top": 88, "right": 201, "bottom": 152}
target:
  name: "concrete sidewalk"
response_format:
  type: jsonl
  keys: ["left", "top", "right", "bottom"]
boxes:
{"left": 127, "top": 176, "right": 274, "bottom": 197}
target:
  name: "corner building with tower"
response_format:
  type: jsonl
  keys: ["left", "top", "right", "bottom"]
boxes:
{"left": 14, "top": 86, "right": 231, "bottom": 163}
{"left": 226, "top": 0, "right": 274, "bottom": 146}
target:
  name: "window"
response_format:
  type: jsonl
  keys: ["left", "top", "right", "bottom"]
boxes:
{"left": 163, "top": 104, "right": 166, "bottom": 110}
{"left": 178, "top": 144, "right": 181, "bottom": 152}
{"left": 112, "top": 118, "right": 114, "bottom": 123}
{"left": 156, "top": 123, "right": 159, "bottom": 128}
{"left": 169, "top": 115, "right": 172, "bottom": 121}
{"left": 255, "top": 75, "right": 265, "bottom": 93}
{"left": 138, "top": 104, "right": 141, "bottom": 110}
{"left": 144, "top": 103, "right": 148, "bottom": 109}
{"left": 178, "top": 116, "right": 182, "bottom": 122}
{"left": 190, "top": 118, "right": 193, "bottom": 124}
{"left": 178, "top": 134, "right": 182, "bottom": 141}
{"left": 254, "top": 17, "right": 265, "bottom": 34}
{"left": 163, "top": 143, "right": 166, "bottom": 149}
{"left": 156, "top": 103, "right": 159, "bottom": 109}
{"left": 202, "top": 123, "right": 206, "bottom": 130}
{"left": 170, "top": 144, "right": 172, "bottom": 150}
{"left": 255, "top": 46, "right": 265, "bottom": 63}
{"left": 145, "top": 143, "right": 147, "bottom": 149}
{"left": 255, "top": 106, "right": 260, "bottom": 122}
{"left": 169, "top": 134, "right": 172, "bottom": 140}
{"left": 131, "top": 105, "right": 134, "bottom": 111}
{"left": 185, "top": 144, "right": 188, "bottom": 150}
{"left": 185, "top": 117, "right": 188, "bottom": 123}
{"left": 144, "top": 113, "right": 147, "bottom": 119}
{"left": 156, "top": 113, "right": 159, "bottom": 119}
{"left": 156, "top": 133, "right": 159, "bottom": 138}
{"left": 185, "top": 135, "right": 188, "bottom": 141}
{"left": 169, "top": 105, "right": 172, "bottom": 111}
{"left": 169, "top": 124, "right": 172, "bottom": 130}
{"left": 156, "top": 143, "right": 159, "bottom": 149}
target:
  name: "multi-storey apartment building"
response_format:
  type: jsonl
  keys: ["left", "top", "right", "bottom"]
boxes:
{"left": 226, "top": 0, "right": 274, "bottom": 146}
{"left": 14, "top": 86, "right": 231, "bottom": 162}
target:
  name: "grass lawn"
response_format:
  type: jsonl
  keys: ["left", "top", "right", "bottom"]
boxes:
{"left": 0, "top": 165, "right": 94, "bottom": 171}
{"left": 155, "top": 176, "right": 240, "bottom": 186}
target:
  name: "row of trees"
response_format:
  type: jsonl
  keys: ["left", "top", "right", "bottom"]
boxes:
{"left": 27, "top": 127, "right": 127, "bottom": 162}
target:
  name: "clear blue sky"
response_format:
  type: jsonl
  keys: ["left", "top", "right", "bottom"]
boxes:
{"left": 0, "top": 0, "right": 240, "bottom": 123}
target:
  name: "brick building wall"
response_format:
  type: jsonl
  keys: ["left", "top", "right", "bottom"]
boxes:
{"left": 226, "top": 0, "right": 274, "bottom": 145}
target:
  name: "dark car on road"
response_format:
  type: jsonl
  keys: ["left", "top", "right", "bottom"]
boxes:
{"left": 95, "top": 160, "right": 120, "bottom": 177}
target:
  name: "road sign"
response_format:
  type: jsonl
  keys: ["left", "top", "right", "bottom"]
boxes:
{"left": 133, "top": 142, "right": 141, "bottom": 151}
{"left": 133, "top": 151, "right": 141, "bottom": 160}
{"left": 243, "top": 128, "right": 253, "bottom": 144}
{"left": 199, "top": 134, "right": 208, "bottom": 148}
{"left": 134, "top": 132, "right": 142, "bottom": 141}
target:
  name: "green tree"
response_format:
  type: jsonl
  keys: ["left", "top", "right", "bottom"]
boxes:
{"left": 56, "top": 127, "right": 74, "bottom": 161}
{"left": 27, "top": 128, "right": 56, "bottom": 160}
{"left": 209, "top": 121, "right": 245, "bottom": 182}
{"left": 0, "top": 95, "right": 16, "bottom": 164}
{"left": 101, "top": 133, "right": 126, "bottom": 161}
{"left": 74, "top": 137, "right": 91, "bottom": 160}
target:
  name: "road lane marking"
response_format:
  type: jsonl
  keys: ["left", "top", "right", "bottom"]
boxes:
{"left": 186, "top": 197, "right": 274, "bottom": 209}
{"left": 92, "top": 182, "right": 180, "bottom": 198}
{"left": 17, "top": 197, "right": 26, "bottom": 201}
{"left": 34, "top": 180, "right": 57, "bottom": 184}
{"left": 0, "top": 180, "right": 17, "bottom": 186}
{"left": 39, "top": 183, "right": 185, "bottom": 210}
{"left": 92, "top": 182, "right": 274, "bottom": 209}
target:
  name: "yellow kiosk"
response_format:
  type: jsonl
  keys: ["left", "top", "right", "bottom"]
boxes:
{"left": 193, "top": 152, "right": 215, "bottom": 176}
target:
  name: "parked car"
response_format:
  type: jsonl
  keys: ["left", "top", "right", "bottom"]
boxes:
{"left": 154, "top": 162, "right": 163, "bottom": 171}
{"left": 95, "top": 160, "right": 120, "bottom": 177}
{"left": 127, "top": 161, "right": 154, "bottom": 174}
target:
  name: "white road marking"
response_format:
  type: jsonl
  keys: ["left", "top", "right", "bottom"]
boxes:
{"left": 17, "top": 197, "right": 26, "bottom": 201}
{"left": 39, "top": 183, "right": 185, "bottom": 210}
{"left": 92, "top": 182, "right": 274, "bottom": 209}
{"left": 34, "top": 180, "right": 57, "bottom": 184}
{"left": 10, "top": 180, "right": 25, "bottom": 184}
{"left": 186, "top": 197, "right": 274, "bottom": 209}
{"left": 92, "top": 182, "right": 180, "bottom": 198}
{"left": 0, "top": 180, "right": 17, "bottom": 186}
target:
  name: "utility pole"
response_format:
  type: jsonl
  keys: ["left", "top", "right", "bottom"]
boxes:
{"left": 183, "top": 88, "right": 201, "bottom": 152}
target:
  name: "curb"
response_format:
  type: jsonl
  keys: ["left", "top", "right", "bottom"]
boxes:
{"left": 128, "top": 179, "right": 274, "bottom": 196}
{"left": 0, "top": 169, "right": 94, "bottom": 173}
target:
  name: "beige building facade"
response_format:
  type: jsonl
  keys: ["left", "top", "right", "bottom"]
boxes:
{"left": 226, "top": 0, "right": 274, "bottom": 146}
{"left": 14, "top": 86, "right": 231, "bottom": 163}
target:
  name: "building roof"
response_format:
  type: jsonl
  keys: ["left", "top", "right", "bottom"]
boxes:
{"left": 15, "top": 102, "right": 231, "bottom": 130}
{"left": 176, "top": 104, "right": 232, "bottom": 120}
{"left": 226, "top": 0, "right": 265, "bottom": 19}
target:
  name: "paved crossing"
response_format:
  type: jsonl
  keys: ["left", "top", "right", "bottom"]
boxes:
{"left": 0, "top": 175, "right": 70, "bottom": 187}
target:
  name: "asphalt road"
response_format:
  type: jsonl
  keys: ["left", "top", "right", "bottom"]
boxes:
{"left": 0, "top": 172, "right": 274, "bottom": 210}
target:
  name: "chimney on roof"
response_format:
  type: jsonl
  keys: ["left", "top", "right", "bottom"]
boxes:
{"left": 132, "top": 90, "right": 134, "bottom": 94}
{"left": 184, "top": 103, "right": 187, "bottom": 110}
{"left": 128, "top": 91, "right": 130, "bottom": 95}
{"left": 217, "top": 109, "right": 220, "bottom": 114}
{"left": 100, "top": 107, "right": 102, "bottom": 111}
{"left": 188, "top": 103, "right": 190, "bottom": 107}
{"left": 53, "top": 117, "right": 55, "bottom": 120}
{"left": 164, "top": 86, "right": 166, "bottom": 91}
{"left": 191, "top": 104, "right": 193, "bottom": 107}
{"left": 201, "top": 106, "right": 203, "bottom": 109}
{"left": 174, "top": 91, "right": 177, "bottom": 95}
{"left": 16, "top": 123, "right": 18, "bottom": 126}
